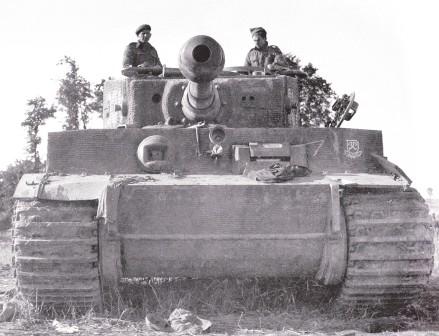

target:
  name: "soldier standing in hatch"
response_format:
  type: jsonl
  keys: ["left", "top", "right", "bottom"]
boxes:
{"left": 244, "top": 27, "right": 282, "bottom": 69}
{"left": 123, "top": 24, "right": 162, "bottom": 68}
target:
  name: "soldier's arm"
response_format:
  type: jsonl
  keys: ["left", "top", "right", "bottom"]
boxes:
{"left": 152, "top": 48, "right": 162, "bottom": 67}
{"left": 122, "top": 44, "right": 135, "bottom": 68}
{"left": 244, "top": 51, "right": 251, "bottom": 67}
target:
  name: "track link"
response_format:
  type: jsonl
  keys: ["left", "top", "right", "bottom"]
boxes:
{"left": 339, "top": 188, "right": 434, "bottom": 306}
{"left": 12, "top": 200, "right": 100, "bottom": 309}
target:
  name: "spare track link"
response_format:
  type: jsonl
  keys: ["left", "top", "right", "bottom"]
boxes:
{"left": 12, "top": 200, "right": 100, "bottom": 310}
{"left": 340, "top": 188, "right": 434, "bottom": 306}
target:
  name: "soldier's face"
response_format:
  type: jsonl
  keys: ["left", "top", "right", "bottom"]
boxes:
{"left": 138, "top": 30, "right": 151, "bottom": 43}
{"left": 252, "top": 34, "right": 266, "bottom": 49}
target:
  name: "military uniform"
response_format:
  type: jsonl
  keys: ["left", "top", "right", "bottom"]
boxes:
{"left": 244, "top": 43, "right": 282, "bottom": 68}
{"left": 122, "top": 41, "right": 162, "bottom": 68}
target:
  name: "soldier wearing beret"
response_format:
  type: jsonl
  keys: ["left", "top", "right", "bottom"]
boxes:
{"left": 123, "top": 24, "right": 162, "bottom": 68}
{"left": 244, "top": 27, "right": 282, "bottom": 69}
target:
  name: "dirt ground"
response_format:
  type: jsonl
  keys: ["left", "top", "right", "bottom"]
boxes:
{"left": 1, "top": 234, "right": 439, "bottom": 335}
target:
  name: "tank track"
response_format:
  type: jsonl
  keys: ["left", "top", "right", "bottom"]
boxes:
{"left": 339, "top": 188, "right": 434, "bottom": 306}
{"left": 12, "top": 200, "right": 100, "bottom": 310}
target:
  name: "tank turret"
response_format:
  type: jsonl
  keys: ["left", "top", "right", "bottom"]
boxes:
{"left": 105, "top": 35, "right": 299, "bottom": 128}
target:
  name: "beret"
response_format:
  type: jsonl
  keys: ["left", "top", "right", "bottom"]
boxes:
{"left": 250, "top": 27, "right": 266, "bottom": 36}
{"left": 136, "top": 24, "right": 151, "bottom": 35}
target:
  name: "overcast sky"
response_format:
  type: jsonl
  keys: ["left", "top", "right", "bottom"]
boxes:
{"left": 0, "top": 0, "right": 438, "bottom": 196}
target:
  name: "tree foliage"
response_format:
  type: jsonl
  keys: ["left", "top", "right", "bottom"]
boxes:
{"left": 21, "top": 97, "right": 56, "bottom": 171}
{"left": 427, "top": 187, "right": 434, "bottom": 199}
{"left": 89, "top": 79, "right": 106, "bottom": 118}
{"left": 0, "top": 160, "right": 33, "bottom": 229}
{"left": 57, "top": 56, "right": 106, "bottom": 128}
{"left": 273, "top": 55, "right": 338, "bottom": 127}
{"left": 299, "top": 63, "right": 337, "bottom": 127}
{"left": 57, "top": 56, "right": 93, "bottom": 130}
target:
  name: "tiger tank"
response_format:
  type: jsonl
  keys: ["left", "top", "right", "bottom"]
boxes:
{"left": 12, "top": 35, "right": 434, "bottom": 309}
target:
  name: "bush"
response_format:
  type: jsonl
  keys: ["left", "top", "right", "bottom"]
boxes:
{"left": 0, "top": 160, "right": 34, "bottom": 230}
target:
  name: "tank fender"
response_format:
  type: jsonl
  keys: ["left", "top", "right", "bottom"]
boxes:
{"left": 13, "top": 173, "right": 111, "bottom": 201}
{"left": 371, "top": 153, "right": 412, "bottom": 186}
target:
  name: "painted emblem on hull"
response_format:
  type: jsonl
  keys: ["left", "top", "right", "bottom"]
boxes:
{"left": 344, "top": 139, "right": 362, "bottom": 159}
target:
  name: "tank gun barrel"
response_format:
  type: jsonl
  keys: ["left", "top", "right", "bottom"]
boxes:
{"left": 178, "top": 35, "right": 225, "bottom": 122}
